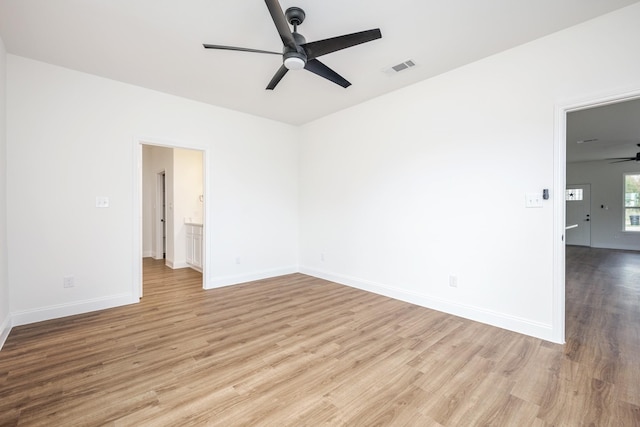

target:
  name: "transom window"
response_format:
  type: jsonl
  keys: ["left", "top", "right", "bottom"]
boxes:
{"left": 565, "top": 189, "right": 583, "bottom": 201}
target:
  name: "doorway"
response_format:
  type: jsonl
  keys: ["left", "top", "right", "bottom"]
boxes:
{"left": 138, "top": 141, "right": 207, "bottom": 297}
{"left": 556, "top": 90, "right": 640, "bottom": 344}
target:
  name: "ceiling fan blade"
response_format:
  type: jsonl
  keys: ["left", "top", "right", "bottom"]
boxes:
{"left": 607, "top": 152, "right": 640, "bottom": 162}
{"left": 301, "top": 29, "right": 382, "bottom": 60}
{"left": 266, "top": 64, "right": 289, "bottom": 90}
{"left": 304, "top": 59, "right": 351, "bottom": 88}
{"left": 264, "top": 0, "right": 297, "bottom": 50}
{"left": 203, "top": 44, "right": 281, "bottom": 55}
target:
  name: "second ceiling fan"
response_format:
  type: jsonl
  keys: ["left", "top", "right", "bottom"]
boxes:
{"left": 607, "top": 143, "right": 640, "bottom": 163}
{"left": 203, "top": 0, "right": 382, "bottom": 90}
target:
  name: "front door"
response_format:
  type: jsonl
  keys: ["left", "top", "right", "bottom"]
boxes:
{"left": 566, "top": 183, "right": 591, "bottom": 246}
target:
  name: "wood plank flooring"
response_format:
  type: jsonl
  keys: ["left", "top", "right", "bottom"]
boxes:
{"left": 1, "top": 247, "right": 639, "bottom": 426}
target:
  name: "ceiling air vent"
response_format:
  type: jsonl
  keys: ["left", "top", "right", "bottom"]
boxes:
{"left": 383, "top": 59, "right": 416, "bottom": 76}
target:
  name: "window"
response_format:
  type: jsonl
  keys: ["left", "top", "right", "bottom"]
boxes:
{"left": 565, "top": 189, "right": 583, "bottom": 201}
{"left": 624, "top": 173, "right": 640, "bottom": 232}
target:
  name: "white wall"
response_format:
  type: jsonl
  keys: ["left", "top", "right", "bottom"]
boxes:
{"left": 142, "top": 145, "right": 173, "bottom": 259}
{"left": 141, "top": 144, "right": 155, "bottom": 258}
{"left": 0, "top": 36, "right": 10, "bottom": 348}
{"left": 567, "top": 161, "right": 640, "bottom": 250}
{"left": 299, "top": 3, "right": 640, "bottom": 342}
{"left": 175, "top": 148, "right": 204, "bottom": 226}
{"left": 172, "top": 148, "right": 203, "bottom": 268}
{"left": 6, "top": 56, "right": 299, "bottom": 325}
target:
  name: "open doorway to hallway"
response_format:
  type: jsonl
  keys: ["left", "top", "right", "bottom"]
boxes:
{"left": 561, "top": 94, "right": 640, "bottom": 345}
{"left": 566, "top": 97, "right": 640, "bottom": 250}
{"left": 141, "top": 144, "right": 206, "bottom": 296}
{"left": 552, "top": 90, "right": 640, "bottom": 344}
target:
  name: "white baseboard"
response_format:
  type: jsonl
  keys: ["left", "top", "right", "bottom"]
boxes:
{"left": 299, "top": 266, "right": 556, "bottom": 343}
{"left": 166, "top": 259, "right": 189, "bottom": 270}
{"left": 206, "top": 266, "right": 298, "bottom": 289}
{"left": 187, "top": 263, "right": 202, "bottom": 273}
{"left": 0, "top": 313, "right": 11, "bottom": 351}
{"left": 11, "top": 293, "right": 139, "bottom": 327}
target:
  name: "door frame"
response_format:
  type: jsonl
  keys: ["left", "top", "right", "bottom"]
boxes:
{"left": 553, "top": 88, "right": 640, "bottom": 344}
{"left": 133, "top": 137, "right": 209, "bottom": 298}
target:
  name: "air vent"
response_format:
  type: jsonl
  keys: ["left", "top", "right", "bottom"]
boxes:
{"left": 383, "top": 59, "right": 417, "bottom": 76}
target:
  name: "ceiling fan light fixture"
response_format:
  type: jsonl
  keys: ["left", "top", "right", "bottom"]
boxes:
{"left": 284, "top": 55, "right": 305, "bottom": 70}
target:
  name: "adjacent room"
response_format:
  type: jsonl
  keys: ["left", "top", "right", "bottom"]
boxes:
{"left": 1, "top": 1, "right": 639, "bottom": 425}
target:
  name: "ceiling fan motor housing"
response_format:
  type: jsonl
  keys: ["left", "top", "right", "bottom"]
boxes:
{"left": 283, "top": 32, "right": 307, "bottom": 70}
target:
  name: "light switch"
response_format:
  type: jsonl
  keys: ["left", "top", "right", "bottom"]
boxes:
{"left": 96, "top": 196, "right": 110, "bottom": 208}
{"left": 525, "top": 193, "right": 543, "bottom": 208}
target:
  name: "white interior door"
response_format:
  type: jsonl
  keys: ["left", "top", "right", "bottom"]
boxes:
{"left": 566, "top": 183, "right": 591, "bottom": 246}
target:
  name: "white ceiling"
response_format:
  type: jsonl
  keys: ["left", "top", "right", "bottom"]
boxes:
{"left": 1, "top": 0, "right": 639, "bottom": 127}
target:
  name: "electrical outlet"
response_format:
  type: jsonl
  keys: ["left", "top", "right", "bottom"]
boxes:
{"left": 235, "top": 257, "right": 241, "bottom": 265}
{"left": 63, "top": 275, "right": 75, "bottom": 288}
{"left": 449, "top": 275, "right": 458, "bottom": 288}
{"left": 321, "top": 253, "right": 325, "bottom": 262}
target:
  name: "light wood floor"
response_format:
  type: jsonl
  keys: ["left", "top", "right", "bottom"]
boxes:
{"left": 1, "top": 247, "right": 639, "bottom": 426}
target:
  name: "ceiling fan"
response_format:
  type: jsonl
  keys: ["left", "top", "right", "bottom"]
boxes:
{"left": 607, "top": 143, "right": 640, "bottom": 163}
{"left": 203, "top": 0, "right": 382, "bottom": 90}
